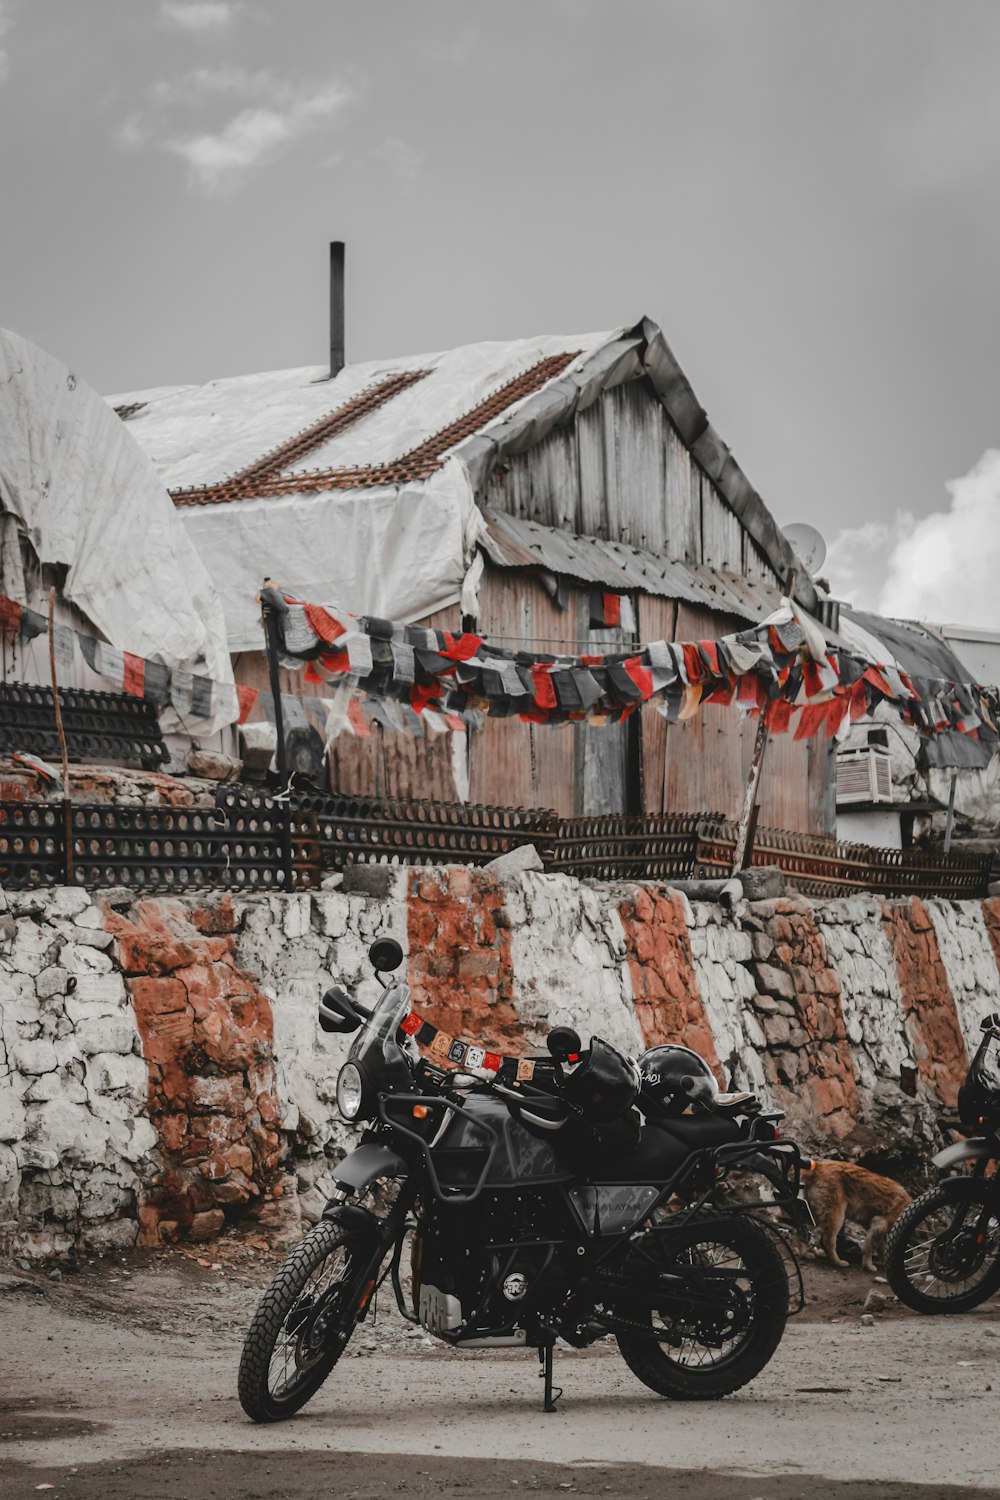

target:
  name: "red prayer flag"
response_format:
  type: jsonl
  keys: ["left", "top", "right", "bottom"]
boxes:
{"left": 123, "top": 653, "right": 145, "bottom": 696}
{"left": 401, "top": 1012, "right": 423, "bottom": 1036}
{"left": 237, "top": 685, "right": 259, "bottom": 724}
{"left": 482, "top": 1051, "right": 502, "bottom": 1073}
{"left": 347, "top": 698, "right": 370, "bottom": 737}
{"left": 0, "top": 595, "right": 23, "bottom": 644}
{"left": 440, "top": 632, "right": 482, "bottom": 662}
{"left": 764, "top": 698, "right": 793, "bottom": 733}
{"left": 849, "top": 680, "right": 869, "bottom": 722}
{"left": 622, "top": 656, "right": 653, "bottom": 699}
{"left": 682, "top": 642, "right": 703, "bottom": 683}
{"left": 794, "top": 703, "right": 828, "bottom": 741}
{"left": 825, "top": 696, "right": 849, "bottom": 738}
{"left": 304, "top": 602, "right": 346, "bottom": 646}
{"left": 531, "top": 664, "right": 557, "bottom": 709}
{"left": 863, "top": 664, "right": 893, "bottom": 698}
{"left": 410, "top": 681, "right": 441, "bottom": 713}
{"left": 602, "top": 593, "right": 621, "bottom": 627}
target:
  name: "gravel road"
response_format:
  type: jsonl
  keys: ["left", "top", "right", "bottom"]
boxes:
{"left": 3, "top": 1240, "right": 999, "bottom": 1500}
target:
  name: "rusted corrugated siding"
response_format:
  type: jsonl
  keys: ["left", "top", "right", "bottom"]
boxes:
{"left": 468, "top": 569, "right": 576, "bottom": 813}
{"left": 637, "top": 595, "right": 679, "bottom": 814}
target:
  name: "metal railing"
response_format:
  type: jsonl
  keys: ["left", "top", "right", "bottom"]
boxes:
{"left": 0, "top": 794, "right": 990, "bottom": 900}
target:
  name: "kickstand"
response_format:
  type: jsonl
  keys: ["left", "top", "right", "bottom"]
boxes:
{"left": 538, "top": 1338, "right": 562, "bottom": 1414}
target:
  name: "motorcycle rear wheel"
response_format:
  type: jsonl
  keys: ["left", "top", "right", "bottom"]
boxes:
{"left": 885, "top": 1181, "right": 1000, "bottom": 1314}
{"left": 238, "top": 1220, "right": 370, "bottom": 1422}
{"left": 615, "top": 1214, "right": 788, "bottom": 1400}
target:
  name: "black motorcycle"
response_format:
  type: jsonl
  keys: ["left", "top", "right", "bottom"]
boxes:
{"left": 886, "top": 1013, "right": 1000, "bottom": 1313}
{"left": 238, "top": 938, "right": 805, "bottom": 1422}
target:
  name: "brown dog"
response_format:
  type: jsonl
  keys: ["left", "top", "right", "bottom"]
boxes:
{"left": 800, "top": 1159, "right": 910, "bottom": 1273}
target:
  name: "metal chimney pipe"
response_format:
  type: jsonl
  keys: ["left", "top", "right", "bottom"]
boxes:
{"left": 329, "top": 241, "right": 345, "bottom": 379}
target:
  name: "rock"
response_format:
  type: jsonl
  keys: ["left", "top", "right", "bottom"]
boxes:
{"left": 339, "top": 865, "right": 399, "bottom": 898}
{"left": 860, "top": 1313, "right": 875, "bottom": 1327}
{"left": 483, "top": 843, "right": 544, "bottom": 877}
{"left": 754, "top": 962, "right": 796, "bottom": 1001}
{"left": 186, "top": 751, "right": 239, "bottom": 782}
{"left": 863, "top": 1289, "right": 888, "bottom": 1314}
{"left": 187, "top": 1208, "right": 226, "bottom": 1242}
{"left": 741, "top": 867, "right": 787, "bottom": 901}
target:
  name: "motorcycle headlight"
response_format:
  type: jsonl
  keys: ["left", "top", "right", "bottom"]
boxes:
{"left": 336, "top": 1062, "right": 364, "bottom": 1121}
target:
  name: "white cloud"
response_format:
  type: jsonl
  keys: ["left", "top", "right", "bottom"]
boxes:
{"left": 878, "top": 450, "right": 1000, "bottom": 630}
{"left": 374, "top": 136, "right": 423, "bottom": 187}
{"left": 115, "top": 68, "right": 353, "bottom": 196}
{"left": 824, "top": 515, "right": 911, "bottom": 613}
{"left": 168, "top": 87, "right": 347, "bottom": 195}
{"left": 160, "top": 1, "right": 240, "bottom": 31}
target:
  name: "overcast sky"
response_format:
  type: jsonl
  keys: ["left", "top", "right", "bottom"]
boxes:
{"left": 2, "top": 0, "right": 999, "bottom": 626}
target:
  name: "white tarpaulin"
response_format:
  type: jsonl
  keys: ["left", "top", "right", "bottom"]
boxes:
{"left": 108, "top": 332, "right": 610, "bottom": 652}
{"left": 181, "top": 456, "right": 484, "bottom": 652}
{"left": 0, "top": 328, "right": 233, "bottom": 713}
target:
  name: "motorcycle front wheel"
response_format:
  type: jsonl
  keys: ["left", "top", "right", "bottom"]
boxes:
{"left": 238, "top": 1220, "right": 374, "bottom": 1422}
{"left": 885, "top": 1180, "right": 1000, "bottom": 1314}
{"left": 615, "top": 1214, "right": 789, "bottom": 1400}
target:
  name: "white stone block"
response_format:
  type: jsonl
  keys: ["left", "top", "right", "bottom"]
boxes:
{"left": 60, "top": 943, "right": 113, "bottom": 975}
{"left": 86, "top": 1051, "right": 147, "bottom": 1096}
{"left": 74, "top": 1014, "right": 136, "bottom": 1057}
{"left": 45, "top": 888, "right": 92, "bottom": 921}
{"left": 64, "top": 973, "right": 127, "bottom": 1019}
{"left": 36, "top": 966, "right": 71, "bottom": 1000}
{"left": 11, "top": 1038, "right": 58, "bottom": 1076}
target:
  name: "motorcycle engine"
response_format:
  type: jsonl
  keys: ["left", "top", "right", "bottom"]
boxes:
{"left": 412, "top": 1197, "right": 562, "bottom": 1342}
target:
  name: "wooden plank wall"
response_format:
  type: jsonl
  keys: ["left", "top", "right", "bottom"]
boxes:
{"left": 485, "top": 377, "right": 765, "bottom": 582}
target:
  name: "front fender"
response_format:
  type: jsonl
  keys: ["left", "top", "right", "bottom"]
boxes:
{"left": 319, "top": 1200, "right": 384, "bottom": 1244}
{"left": 330, "top": 1141, "right": 408, "bottom": 1197}
{"left": 932, "top": 1138, "right": 997, "bottom": 1172}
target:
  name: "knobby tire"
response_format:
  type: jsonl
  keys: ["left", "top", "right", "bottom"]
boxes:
{"left": 616, "top": 1213, "right": 789, "bottom": 1400}
{"left": 885, "top": 1181, "right": 1000, "bottom": 1315}
{"left": 238, "top": 1220, "right": 368, "bottom": 1423}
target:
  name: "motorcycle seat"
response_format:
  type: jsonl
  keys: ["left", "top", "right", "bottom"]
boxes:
{"left": 647, "top": 1114, "right": 744, "bottom": 1150}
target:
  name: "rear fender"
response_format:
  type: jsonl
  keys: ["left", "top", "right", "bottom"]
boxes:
{"left": 932, "top": 1138, "right": 997, "bottom": 1173}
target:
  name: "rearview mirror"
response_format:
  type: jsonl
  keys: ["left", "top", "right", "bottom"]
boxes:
{"left": 368, "top": 937, "right": 404, "bottom": 973}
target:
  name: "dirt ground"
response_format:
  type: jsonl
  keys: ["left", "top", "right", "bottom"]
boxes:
{"left": 3, "top": 1233, "right": 1000, "bottom": 1499}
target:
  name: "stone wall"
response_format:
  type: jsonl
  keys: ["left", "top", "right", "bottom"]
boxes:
{"left": 2, "top": 869, "right": 1000, "bottom": 1258}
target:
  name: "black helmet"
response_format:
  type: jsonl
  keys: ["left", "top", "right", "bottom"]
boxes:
{"left": 561, "top": 1036, "right": 640, "bottom": 1124}
{"left": 638, "top": 1045, "right": 718, "bottom": 1117}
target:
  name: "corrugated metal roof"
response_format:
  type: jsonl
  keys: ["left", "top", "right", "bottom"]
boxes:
{"left": 480, "top": 508, "right": 783, "bottom": 623}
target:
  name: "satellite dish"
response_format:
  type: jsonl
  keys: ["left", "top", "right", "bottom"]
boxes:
{"left": 783, "top": 522, "right": 828, "bottom": 575}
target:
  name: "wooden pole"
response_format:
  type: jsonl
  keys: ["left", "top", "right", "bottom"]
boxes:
{"left": 732, "top": 569, "right": 798, "bottom": 876}
{"left": 943, "top": 769, "right": 958, "bottom": 854}
{"left": 48, "top": 587, "right": 74, "bottom": 885}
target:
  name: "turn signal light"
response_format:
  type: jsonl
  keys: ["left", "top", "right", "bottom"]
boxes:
{"left": 413, "top": 1104, "right": 431, "bottom": 1119}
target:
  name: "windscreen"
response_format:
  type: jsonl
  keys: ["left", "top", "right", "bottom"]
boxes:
{"left": 348, "top": 983, "right": 413, "bottom": 1079}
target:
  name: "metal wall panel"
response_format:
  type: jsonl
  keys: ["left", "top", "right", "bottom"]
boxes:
{"left": 700, "top": 483, "right": 745, "bottom": 571}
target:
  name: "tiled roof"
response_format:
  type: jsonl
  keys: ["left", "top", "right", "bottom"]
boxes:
{"left": 170, "top": 352, "right": 577, "bottom": 507}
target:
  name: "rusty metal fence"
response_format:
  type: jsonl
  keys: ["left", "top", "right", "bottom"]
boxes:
{"left": 0, "top": 793, "right": 990, "bottom": 899}
{"left": 0, "top": 793, "right": 319, "bottom": 892}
